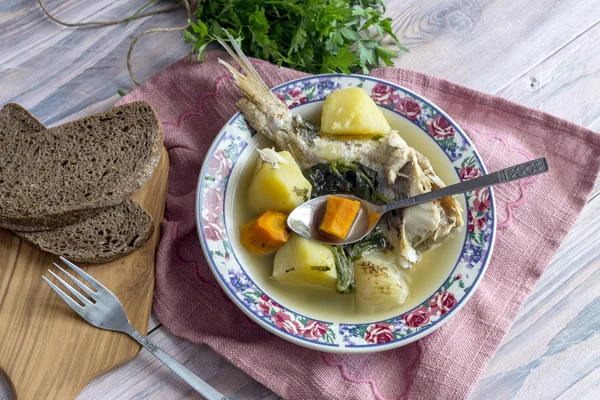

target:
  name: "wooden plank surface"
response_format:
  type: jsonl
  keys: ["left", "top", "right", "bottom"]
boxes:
{"left": 1, "top": 1, "right": 599, "bottom": 399}
{"left": 497, "top": 19, "right": 600, "bottom": 133}
{"left": 387, "top": 0, "right": 600, "bottom": 93}
{"left": 76, "top": 326, "right": 280, "bottom": 400}
{"left": 0, "top": 0, "right": 189, "bottom": 125}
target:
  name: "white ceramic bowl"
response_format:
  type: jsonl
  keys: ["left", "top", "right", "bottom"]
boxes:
{"left": 196, "top": 75, "right": 496, "bottom": 353}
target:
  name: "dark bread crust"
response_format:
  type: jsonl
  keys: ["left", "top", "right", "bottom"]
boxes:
{"left": 0, "top": 103, "right": 45, "bottom": 134}
{"left": 0, "top": 102, "right": 164, "bottom": 230}
{"left": 16, "top": 199, "right": 154, "bottom": 263}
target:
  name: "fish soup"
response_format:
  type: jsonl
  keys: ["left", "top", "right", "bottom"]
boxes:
{"left": 232, "top": 94, "right": 467, "bottom": 324}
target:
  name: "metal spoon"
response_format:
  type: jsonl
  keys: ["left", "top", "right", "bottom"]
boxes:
{"left": 288, "top": 157, "right": 549, "bottom": 245}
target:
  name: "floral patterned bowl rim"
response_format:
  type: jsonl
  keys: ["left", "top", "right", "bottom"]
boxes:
{"left": 196, "top": 74, "right": 496, "bottom": 353}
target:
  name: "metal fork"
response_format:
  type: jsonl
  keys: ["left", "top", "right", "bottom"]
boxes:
{"left": 43, "top": 256, "right": 228, "bottom": 400}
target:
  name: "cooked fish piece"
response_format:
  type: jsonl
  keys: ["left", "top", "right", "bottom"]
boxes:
{"left": 217, "top": 33, "right": 463, "bottom": 268}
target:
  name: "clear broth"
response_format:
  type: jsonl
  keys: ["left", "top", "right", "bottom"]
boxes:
{"left": 231, "top": 107, "right": 467, "bottom": 324}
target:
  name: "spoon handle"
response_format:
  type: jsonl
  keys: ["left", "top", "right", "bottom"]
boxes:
{"left": 382, "top": 157, "right": 549, "bottom": 212}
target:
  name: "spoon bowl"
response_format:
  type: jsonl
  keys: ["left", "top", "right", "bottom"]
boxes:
{"left": 287, "top": 194, "right": 382, "bottom": 245}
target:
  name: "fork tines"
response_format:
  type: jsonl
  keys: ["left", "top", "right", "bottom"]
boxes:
{"left": 42, "top": 256, "right": 98, "bottom": 314}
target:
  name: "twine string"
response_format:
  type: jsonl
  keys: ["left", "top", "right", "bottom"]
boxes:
{"left": 37, "top": 0, "right": 197, "bottom": 86}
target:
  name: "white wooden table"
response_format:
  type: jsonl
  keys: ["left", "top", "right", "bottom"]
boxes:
{"left": 1, "top": 1, "right": 599, "bottom": 399}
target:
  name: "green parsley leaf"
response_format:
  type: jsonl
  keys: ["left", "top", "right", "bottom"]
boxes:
{"left": 183, "top": 29, "right": 197, "bottom": 44}
{"left": 321, "top": 45, "right": 356, "bottom": 74}
{"left": 358, "top": 40, "right": 378, "bottom": 73}
{"left": 290, "top": 26, "right": 307, "bottom": 54}
{"left": 339, "top": 26, "right": 361, "bottom": 41}
{"left": 375, "top": 46, "right": 398, "bottom": 66}
{"left": 185, "top": 0, "right": 407, "bottom": 74}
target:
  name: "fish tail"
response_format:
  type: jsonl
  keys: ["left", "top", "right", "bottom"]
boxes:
{"left": 217, "top": 30, "right": 277, "bottom": 106}
{"left": 216, "top": 29, "right": 295, "bottom": 148}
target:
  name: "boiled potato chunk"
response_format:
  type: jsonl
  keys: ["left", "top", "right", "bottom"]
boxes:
{"left": 321, "top": 88, "right": 391, "bottom": 136}
{"left": 248, "top": 150, "right": 312, "bottom": 214}
{"left": 354, "top": 255, "right": 408, "bottom": 313}
{"left": 273, "top": 234, "right": 337, "bottom": 289}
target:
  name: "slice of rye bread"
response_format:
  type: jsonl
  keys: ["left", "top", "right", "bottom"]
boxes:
{"left": 0, "top": 103, "right": 45, "bottom": 137}
{"left": 0, "top": 101, "right": 164, "bottom": 231}
{"left": 16, "top": 199, "right": 154, "bottom": 263}
{"left": 2, "top": 105, "right": 155, "bottom": 263}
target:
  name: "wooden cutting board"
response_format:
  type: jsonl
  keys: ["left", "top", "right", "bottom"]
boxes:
{"left": 0, "top": 148, "right": 169, "bottom": 400}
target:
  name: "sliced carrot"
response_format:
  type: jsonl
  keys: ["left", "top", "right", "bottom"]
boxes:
{"left": 240, "top": 210, "right": 290, "bottom": 255}
{"left": 319, "top": 196, "right": 361, "bottom": 239}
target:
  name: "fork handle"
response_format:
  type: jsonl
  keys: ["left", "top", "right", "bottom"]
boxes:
{"left": 130, "top": 331, "right": 228, "bottom": 400}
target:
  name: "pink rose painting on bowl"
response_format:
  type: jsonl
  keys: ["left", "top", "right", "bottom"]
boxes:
{"left": 203, "top": 213, "right": 225, "bottom": 241}
{"left": 364, "top": 323, "right": 395, "bottom": 344}
{"left": 468, "top": 212, "right": 487, "bottom": 233}
{"left": 427, "top": 115, "right": 455, "bottom": 139}
{"left": 429, "top": 291, "right": 457, "bottom": 316}
{"left": 396, "top": 96, "right": 422, "bottom": 120}
{"left": 460, "top": 166, "right": 482, "bottom": 180}
{"left": 304, "top": 320, "right": 329, "bottom": 340}
{"left": 273, "top": 311, "right": 303, "bottom": 335}
{"left": 286, "top": 88, "right": 309, "bottom": 107}
{"left": 371, "top": 83, "right": 395, "bottom": 106}
{"left": 473, "top": 189, "right": 491, "bottom": 213}
{"left": 207, "top": 149, "right": 232, "bottom": 179}
{"left": 403, "top": 306, "right": 431, "bottom": 328}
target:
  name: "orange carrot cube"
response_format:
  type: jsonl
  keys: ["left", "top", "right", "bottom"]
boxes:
{"left": 319, "top": 196, "right": 361, "bottom": 239}
{"left": 240, "top": 210, "right": 290, "bottom": 255}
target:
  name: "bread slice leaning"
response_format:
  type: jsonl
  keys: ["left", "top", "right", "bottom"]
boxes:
{"left": 0, "top": 101, "right": 164, "bottom": 231}
{"left": 16, "top": 199, "right": 154, "bottom": 263}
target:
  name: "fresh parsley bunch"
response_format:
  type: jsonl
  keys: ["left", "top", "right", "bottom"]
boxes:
{"left": 184, "top": 0, "right": 407, "bottom": 74}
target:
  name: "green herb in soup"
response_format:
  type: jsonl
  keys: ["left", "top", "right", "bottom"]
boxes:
{"left": 303, "top": 160, "right": 390, "bottom": 205}
{"left": 328, "top": 225, "right": 391, "bottom": 294}
{"left": 346, "top": 224, "right": 391, "bottom": 260}
{"left": 301, "top": 158, "right": 393, "bottom": 294}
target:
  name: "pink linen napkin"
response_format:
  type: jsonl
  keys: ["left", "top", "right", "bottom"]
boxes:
{"left": 117, "top": 50, "right": 600, "bottom": 400}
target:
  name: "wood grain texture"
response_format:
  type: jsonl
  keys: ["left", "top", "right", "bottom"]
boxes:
{"left": 0, "top": 148, "right": 169, "bottom": 400}
{"left": 76, "top": 326, "right": 281, "bottom": 400}
{"left": 387, "top": 0, "right": 600, "bottom": 93}
{"left": 0, "top": 0, "right": 189, "bottom": 126}
{"left": 1, "top": 0, "right": 599, "bottom": 399}
{"left": 148, "top": 313, "right": 162, "bottom": 332}
{"left": 498, "top": 21, "right": 600, "bottom": 132}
